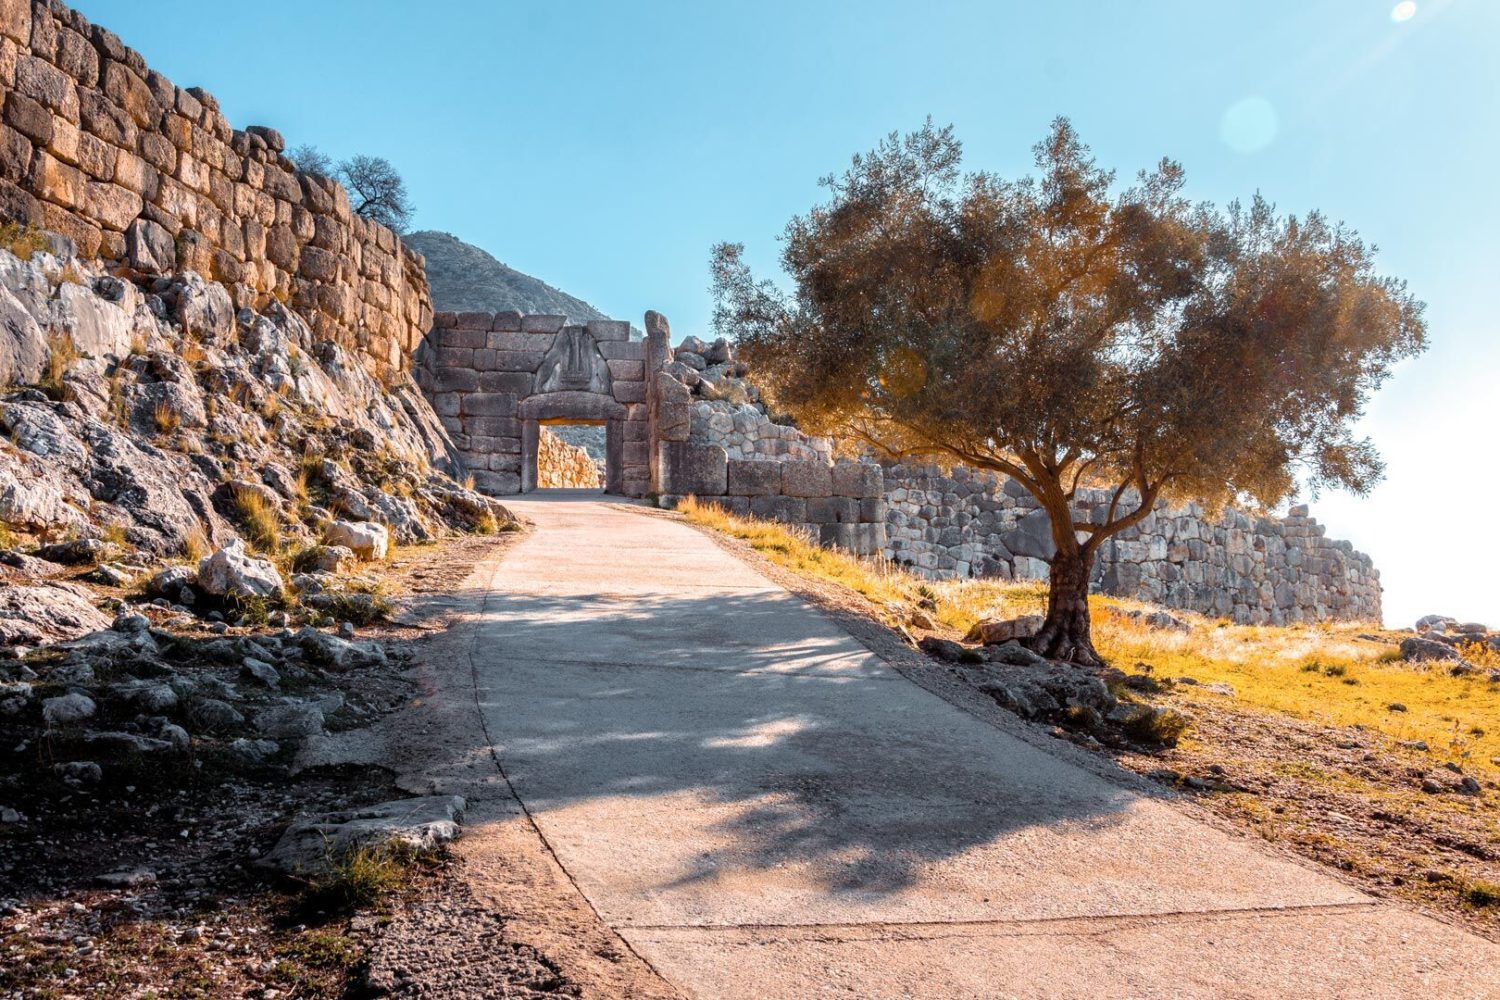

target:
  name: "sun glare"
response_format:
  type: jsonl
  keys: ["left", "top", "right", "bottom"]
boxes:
{"left": 1391, "top": 1, "right": 1417, "bottom": 23}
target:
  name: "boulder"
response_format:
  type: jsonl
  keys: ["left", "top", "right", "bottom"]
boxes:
{"left": 188, "top": 698, "right": 244, "bottom": 732}
{"left": 325, "top": 521, "right": 389, "bottom": 561}
{"left": 255, "top": 702, "right": 324, "bottom": 739}
{"left": 257, "top": 795, "right": 467, "bottom": 876}
{"left": 1400, "top": 636, "right": 1462, "bottom": 663}
{"left": 0, "top": 584, "right": 111, "bottom": 644}
{"left": 42, "top": 692, "right": 96, "bottom": 725}
{"left": 965, "top": 615, "right": 1044, "bottom": 645}
{"left": 196, "top": 539, "right": 284, "bottom": 599}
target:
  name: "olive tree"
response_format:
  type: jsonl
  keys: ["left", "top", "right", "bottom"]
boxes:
{"left": 711, "top": 119, "right": 1425, "bottom": 665}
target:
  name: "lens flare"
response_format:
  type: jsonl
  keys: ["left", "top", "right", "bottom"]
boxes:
{"left": 1219, "top": 97, "right": 1279, "bottom": 154}
{"left": 1391, "top": 2, "right": 1417, "bottom": 22}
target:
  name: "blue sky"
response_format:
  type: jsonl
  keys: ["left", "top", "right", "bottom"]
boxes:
{"left": 76, "top": 1, "right": 1499, "bottom": 627}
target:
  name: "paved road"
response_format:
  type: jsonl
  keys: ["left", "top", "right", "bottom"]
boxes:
{"left": 469, "top": 493, "right": 1499, "bottom": 999}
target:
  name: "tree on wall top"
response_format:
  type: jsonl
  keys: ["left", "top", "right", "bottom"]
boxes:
{"left": 710, "top": 118, "right": 1425, "bottom": 665}
{"left": 291, "top": 145, "right": 415, "bottom": 233}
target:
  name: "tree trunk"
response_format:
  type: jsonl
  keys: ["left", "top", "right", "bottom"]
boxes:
{"left": 1028, "top": 546, "right": 1102, "bottom": 666}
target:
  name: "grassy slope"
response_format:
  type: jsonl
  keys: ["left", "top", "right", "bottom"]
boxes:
{"left": 678, "top": 498, "right": 1499, "bottom": 780}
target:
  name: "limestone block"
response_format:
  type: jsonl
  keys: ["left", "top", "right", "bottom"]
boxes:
{"left": 489, "top": 350, "right": 545, "bottom": 372}
{"left": 749, "top": 495, "right": 806, "bottom": 523}
{"left": 478, "top": 371, "right": 533, "bottom": 394}
{"left": 470, "top": 470, "right": 521, "bottom": 495}
{"left": 455, "top": 311, "right": 491, "bottom": 330}
{"left": 780, "top": 460, "right": 832, "bottom": 498}
{"left": 520, "top": 314, "right": 566, "bottom": 334}
{"left": 661, "top": 441, "right": 727, "bottom": 496}
{"left": 832, "top": 461, "right": 883, "bottom": 498}
{"left": 699, "top": 495, "right": 750, "bottom": 516}
{"left": 726, "top": 459, "right": 780, "bottom": 497}
{"left": 599, "top": 340, "right": 645, "bottom": 361}
{"left": 612, "top": 380, "right": 645, "bottom": 404}
{"left": 490, "top": 310, "right": 522, "bottom": 331}
{"left": 587, "top": 319, "right": 630, "bottom": 342}
{"left": 656, "top": 400, "right": 691, "bottom": 442}
{"left": 488, "top": 331, "right": 556, "bottom": 352}
{"left": 607, "top": 359, "right": 644, "bottom": 381}
{"left": 461, "top": 392, "right": 517, "bottom": 418}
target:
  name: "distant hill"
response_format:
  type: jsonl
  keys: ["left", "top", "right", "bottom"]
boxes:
{"left": 404, "top": 231, "right": 636, "bottom": 335}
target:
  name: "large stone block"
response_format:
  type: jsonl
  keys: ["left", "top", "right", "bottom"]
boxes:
{"left": 612, "top": 380, "right": 646, "bottom": 404}
{"left": 832, "top": 461, "right": 883, "bottom": 499}
{"left": 807, "top": 496, "right": 861, "bottom": 524}
{"left": 477, "top": 370, "right": 533, "bottom": 394}
{"left": 520, "top": 314, "right": 566, "bottom": 334}
{"left": 487, "top": 331, "right": 556, "bottom": 352}
{"left": 607, "top": 359, "right": 644, "bottom": 381}
{"left": 781, "top": 460, "right": 832, "bottom": 498}
{"left": 661, "top": 441, "right": 727, "bottom": 496}
{"left": 698, "top": 495, "right": 750, "bottom": 516}
{"left": 461, "top": 392, "right": 517, "bottom": 417}
{"left": 587, "top": 319, "right": 631, "bottom": 342}
{"left": 726, "top": 459, "right": 780, "bottom": 497}
{"left": 489, "top": 350, "right": 545, "bottom": 372}
{"left": 656, "top": 400, "right": 690, "bottom": 442}
{"left": 490, "top": 310, "right": 522, "bottom": 331}
{"left": 470, "top": 469, "right": 520, "bottom": 495}
{"left": 434, "top": 368, "right": 479, "bottom": 393}
{"left": 455, "top": 311, "right": 492, "bottom": 330}
{"left": 599, "top": 340, "right": 645, "bottom": 361}
{"left": 750, "top": 495, "right": 806, "bottom": 523}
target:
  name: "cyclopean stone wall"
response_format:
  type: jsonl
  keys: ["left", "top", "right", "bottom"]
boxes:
{"left": 643, "top": 313, "right": 887, "bottom": 556}
{"left": 0, "top": 0, "right": 430, "bottom": 373}
{"left": 536, "top": 426, "right": 602, "bottom": 489}
{"left": 414, "top": 310, "right": 649, "bottom": 496}
{"left": 884, "top": 463, "right": 1381, "bottom": 625}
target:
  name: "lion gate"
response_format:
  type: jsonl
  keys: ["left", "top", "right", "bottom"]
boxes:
{"left": 415, "top": 312, "right": 652, "bottom": 496}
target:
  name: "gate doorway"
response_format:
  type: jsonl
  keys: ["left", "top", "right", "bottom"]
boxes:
{"left": 534, "top": 421, "right": 608, "bottom": 491}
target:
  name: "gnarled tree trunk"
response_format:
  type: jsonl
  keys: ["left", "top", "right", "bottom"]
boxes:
{"left": 1028, "top": 545, "right": 1102, "bottom": 667}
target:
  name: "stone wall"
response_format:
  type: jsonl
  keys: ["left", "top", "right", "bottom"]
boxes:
{"left": 0, "top": 0, "right": 430, "bottom": 373}
{"left": 537, "top": 426, "right": 601, "bottom": 489}
{"left": 885, "top": 463, "right": 1382, "bottom": 625}
{"left": 414, "top": 310, "right": 649, "bottom": 496}
{"left": 644, "top": 315, "right": 887, "bottom": 556}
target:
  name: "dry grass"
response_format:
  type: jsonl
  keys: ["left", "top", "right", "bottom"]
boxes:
{"left": 180, "top": 526, "right": 211, "bottom": 563}
{"left": 233, "top": 488, "right": 282, "bottom": 555}
{"left": 0, "top": 221, "right": 49, "bottom": 261}
{"left": 39, "top": 331, "right": 79, "bottom": 399}
{"left": 679, "top": 497, "right": 1500, "bottom": 777}
{"left": 152, "top": 399, "right": 181, "bottom": 434}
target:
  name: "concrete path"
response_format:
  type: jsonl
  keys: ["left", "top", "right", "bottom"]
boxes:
{"left": 469, "top": 492, "right": 1499, "bottom": 999}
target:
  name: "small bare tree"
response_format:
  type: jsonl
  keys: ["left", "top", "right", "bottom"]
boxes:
{"left": 288, "top": 146, "right": 414, "bottom": 233}
{"left": 712, "top": 119, "right": 1426, "bottom": 665}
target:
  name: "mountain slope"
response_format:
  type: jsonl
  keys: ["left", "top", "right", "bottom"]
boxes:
{"left": 404, "top": 230, "right": 623, "bottom": 326}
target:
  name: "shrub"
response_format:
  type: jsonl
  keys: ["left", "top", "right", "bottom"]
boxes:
{"left": 233, "top": 488, "right": 282, "bottom": 555}
{"left": 1463, "top": 880, "right": 1500, "bottom": 908}
{"left": 0, "top": 221, "right": 48, "bottom": 260}
{"left": 152, "top": 399, "right": 181, "bottom": 433}
{"left": 39, "top": 332, "right": 78, "bottom": 400}
{"left": 1125, "top": 707, "right": 1192, "bottom": 747}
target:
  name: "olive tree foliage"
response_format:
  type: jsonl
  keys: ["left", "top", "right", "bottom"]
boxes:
{"left": 711, "top": 118, "right": 1425, "bottom": 665}
{"left": 290, "top": 145, "right": 415, "bottom": 233}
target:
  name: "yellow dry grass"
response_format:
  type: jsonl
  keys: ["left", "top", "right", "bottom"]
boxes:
{"left": 679, "top": 497, "right": 1500, "bottom": 776}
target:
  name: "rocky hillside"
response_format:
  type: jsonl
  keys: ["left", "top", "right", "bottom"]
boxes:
{"left": 403, "top": 231, "right": 637, "bottom": 335}
{"left": 0, "top": 232, "right": 513, "bottom": 565}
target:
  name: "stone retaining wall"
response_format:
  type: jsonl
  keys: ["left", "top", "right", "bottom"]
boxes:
{"left": 645, "top": 313, "right": 886, "bottom": 555}
{"left": 537, "top": 426, "right": 601, "bottom": 489}
{"left": 0, "top": 0, "right": 430, "bottom": 373}
{"left": 884, "top": 463, "right": 1381, "bottom": 625}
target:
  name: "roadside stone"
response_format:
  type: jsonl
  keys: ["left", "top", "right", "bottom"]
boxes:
{"left": 42, "top": 692, "right": 96, "bottom": 725}
{"left": 240, "top": 657, "right": 279, "bottom": 688}
{"left": 196, "top": 539, "right": 284, "bottom": 599}
{"left": 257, "top": 795, "right": 466, "bottom": 876}
{"left": 254, "top": 702, "right": 323, "bottom": 739}
{"left": 188, "top": 697, "right": 243, "bottom": 732}
{"left": 965, "top": 616, "right": 1043, "bottom": 645}
{"left": 324, "top": 521, "right": 389, "bottom": 561}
